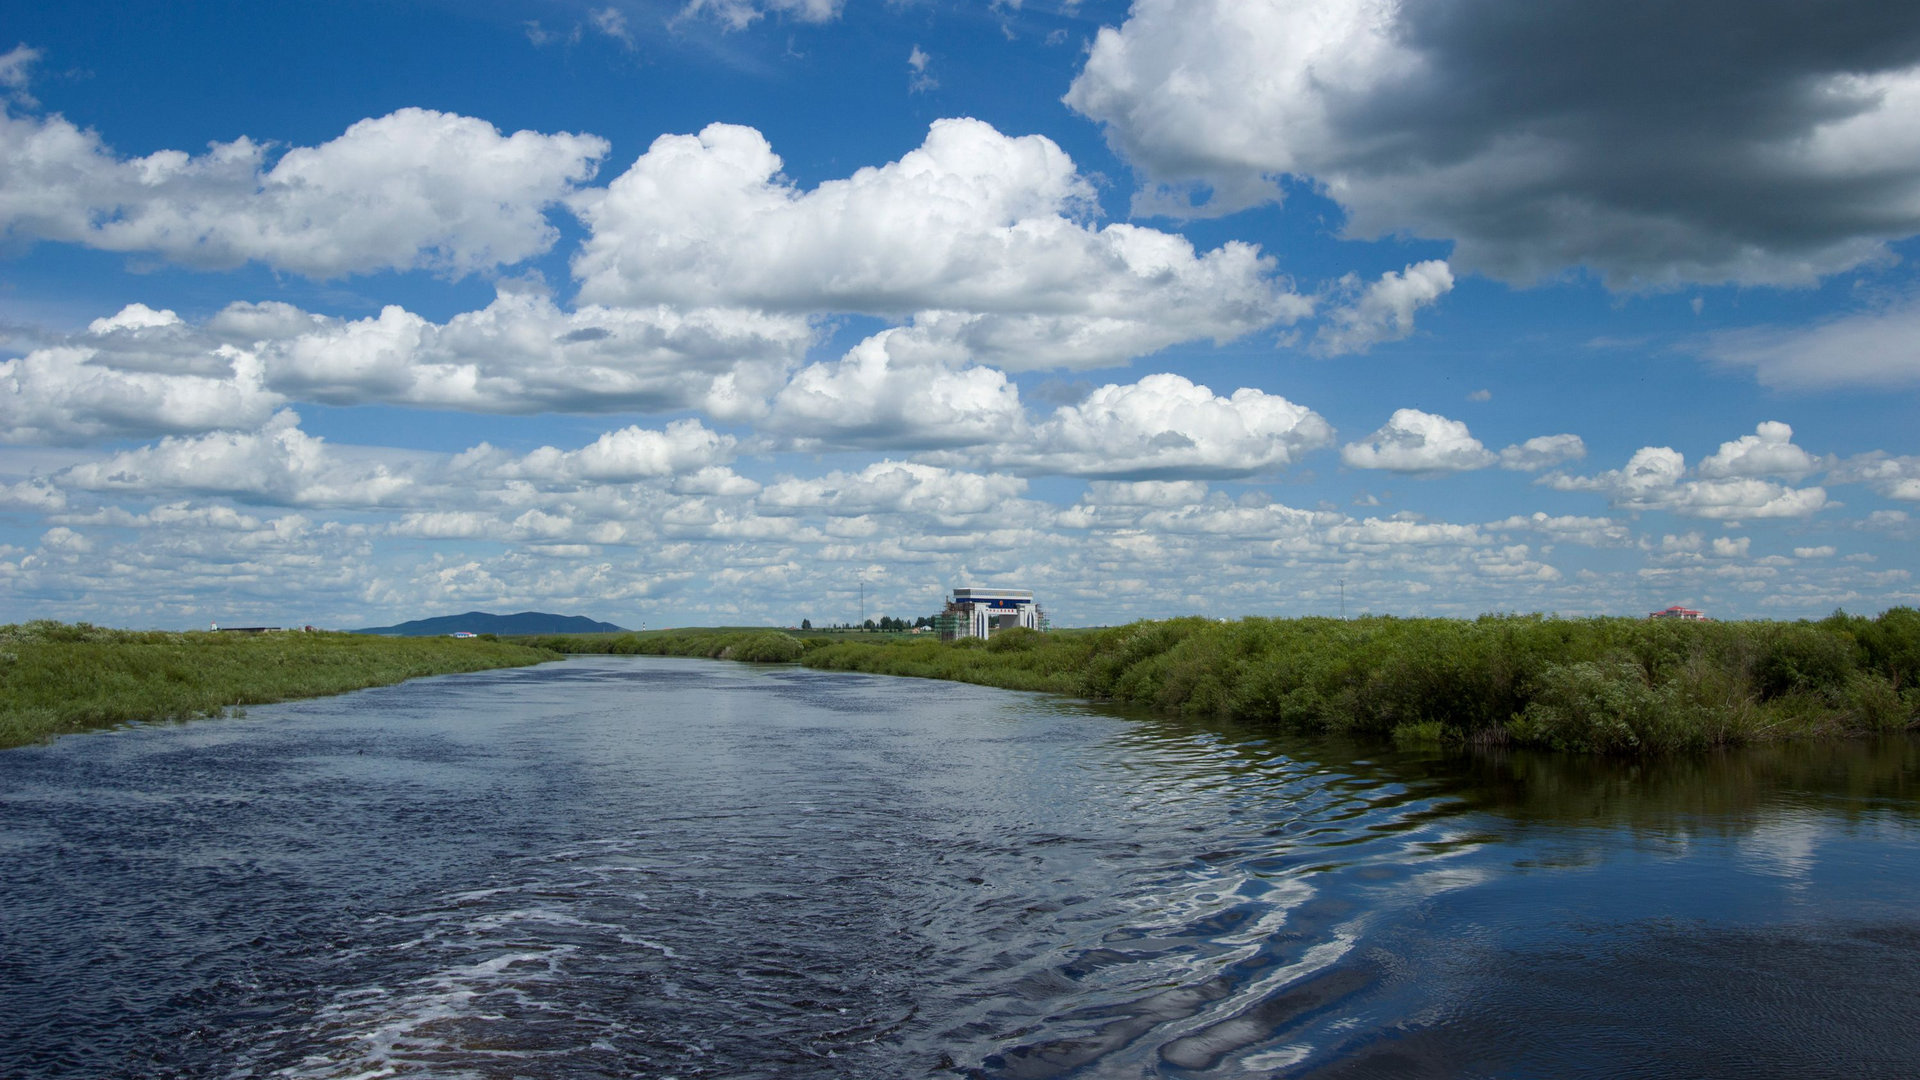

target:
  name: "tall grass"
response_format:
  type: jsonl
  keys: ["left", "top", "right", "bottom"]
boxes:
{"left": 538, "top": 611, "right": 1920, "bottom": 754}
{"left": 520, "top": 628, "right": 810, "bottom": 663}
{"left": 0, "top": 622, "right": 559, "bottom": 748}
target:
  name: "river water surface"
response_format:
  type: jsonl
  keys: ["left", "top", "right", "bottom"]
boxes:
{"left": 4, "top": 655, "right": 1918, "bottom": 1078}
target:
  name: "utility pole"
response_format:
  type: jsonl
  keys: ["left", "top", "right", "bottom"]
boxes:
{"left": 1339, "top": 579, "right": 1345, "bottom": 620}
{"left": 859, "top": 579, "right": 865, "bottom": 628}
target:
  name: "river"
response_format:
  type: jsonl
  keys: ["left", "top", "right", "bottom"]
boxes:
{"left": 3, "top": 655, "right": 1917, "bottom": 1078}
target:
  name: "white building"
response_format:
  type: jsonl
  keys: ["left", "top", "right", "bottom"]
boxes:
{"left": 939, "top": 587, "right": 1044, "bottom": 640}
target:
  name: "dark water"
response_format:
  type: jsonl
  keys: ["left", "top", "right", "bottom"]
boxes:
{"left": 4, "top": 657, "right": 1918, "bottom": 1079}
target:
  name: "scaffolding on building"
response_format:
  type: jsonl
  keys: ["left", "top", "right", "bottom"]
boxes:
{"left": 937, "top": 587, "right": 1045, "bottom": 642}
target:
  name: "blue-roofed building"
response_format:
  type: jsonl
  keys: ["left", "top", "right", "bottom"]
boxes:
{"left": 936, "top": 587, "right": 1046, "bottom": 641}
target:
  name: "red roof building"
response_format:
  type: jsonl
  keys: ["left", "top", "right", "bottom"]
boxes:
{"left": 1648, "top": 605, "right": 1710, "bottom": 621}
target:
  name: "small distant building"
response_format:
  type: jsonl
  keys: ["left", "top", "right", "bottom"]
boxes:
{"left": 1649, "top": 605, "right": 1710, "bottom": 621}
{"left": 937, "top": 587, "right": 1047, "bottom": 641}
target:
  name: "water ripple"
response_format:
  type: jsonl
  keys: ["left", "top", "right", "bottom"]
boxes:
{"left": 3, "top": 657, "right": 1917, "bottom": 1078}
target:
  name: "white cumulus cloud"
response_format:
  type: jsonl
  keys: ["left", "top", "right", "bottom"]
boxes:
{"left": 0, "top": 106, "right": 607, "bottom": 277}
{"left": 759, "top": 461, "right": 1027, "bottom": 521}
{"left": 766, "top": 327, "right": 1022, "bottom": 449}
{"left": 1829, "top": 453, "right": 1920, "bottom": 500}
{"left": 961, "top": 372, "right": 1333, "bottom": 479}
{"left": 256, "top": 285, "right": 809, "bottom": 419}
{"left": 59, "top": 411, "right": 416, "bottom": 507}
{"left": 679, "top": 0, "right": 843, "bottom": 31}
{"left": 1489, "top": 512, "right": 1632, "bottom": 547}
{"left": 1697, "top": 421, "right": 1821, "bottom": 479}
{"left": 1499, "top": 434, "right": 1587, "bottom": 472}
{"left": 1342, "top": 409, "right": 1495, "bottom": 472}
{"left": 462, "top": 419, "right": 739, "bottom": 485}
{"left": 1341, "top": 411, "right": 1580, "bottom": 475}
{"left": 1, "top": 289, "right": 814, "bottom": 442}
{"left": 1547, "top": 439, "right": 1830, "bottom": 520}
{"left": 569, "top": 118, "right": 1307, "bottom": 365}
{"left": 1314, "top": 260, "right": 1454, "bottom": 356}
{"left": 1, "top": 304, "right": 284, "bottom": 444}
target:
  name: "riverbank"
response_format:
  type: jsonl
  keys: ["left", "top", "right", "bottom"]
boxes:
{"left": 0, "top": 622, "right": 559, "bottom": 748}
{"left": 525, "top": 611, "right": 1920, "bottom": 753}
{"left": 10, "top": 651, "right": 1917, "bottom": 1079}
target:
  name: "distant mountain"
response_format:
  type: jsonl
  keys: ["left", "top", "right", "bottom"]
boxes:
{"left": 353, "top": 611, "right": 627, "bottom": 636}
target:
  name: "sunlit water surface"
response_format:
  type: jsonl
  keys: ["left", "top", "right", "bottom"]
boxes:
{"left": 3, "top": 655, "right": 1917, "bottom": 1078}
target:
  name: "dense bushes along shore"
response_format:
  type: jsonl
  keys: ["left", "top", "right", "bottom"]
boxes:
{"left": 528, "top": 610, "right": 1920, "bottom": 753}
{"left": 0, "top": 622, "right": 558, "bottom": 748}
{"left": 10, "top": 613, "right": 1914, "bottom": 755}
{"left": 524, "top": 627, "right": 812, "bottom": 664}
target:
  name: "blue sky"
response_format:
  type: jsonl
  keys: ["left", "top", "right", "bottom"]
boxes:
{"left": 3, "top": 0, "right": 1918, "bottom": 629}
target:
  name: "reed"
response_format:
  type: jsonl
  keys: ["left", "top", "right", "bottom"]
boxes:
{"left": 520, "top": 627, "right": 810, "bottom": 662}
{"left": 538, "top": 610, "right": 1920, "bottom": 754}
{"left": 0, "top": 622, "right": 559, "bottom": 748}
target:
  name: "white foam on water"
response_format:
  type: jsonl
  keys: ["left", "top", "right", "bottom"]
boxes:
{"left": 262, "top": 855, "right": 665, "bottom": 1080}
{"left": 616, "top": 933, "right": 679, "bottom": 958}
{"left": 1240, "top": 1042, "right": 1314, "bottom": 1070}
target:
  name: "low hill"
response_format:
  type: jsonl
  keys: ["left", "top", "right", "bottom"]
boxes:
{"left": 353, "top": 611, "right": 627, "bottom": 636}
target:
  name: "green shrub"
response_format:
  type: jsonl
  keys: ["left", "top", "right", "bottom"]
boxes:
{"left": 512, "top": 613, "right": 1920, "bottom": 755}
{"left": 1756, "top": 623, "right": 1857, "bottom": 699}
{"left": 1845, "top": 606, "right": 1920, "bottom": 690}
{"left": 723, "top": 632, "right": 806, "bottom": 663}
{"left": 1836, "top": 670, "right": 1909, "bottom": 733}
{"left": 1391, "top": 720, "right": 1446, "bottom": 746}
{"left": 1510, "top": 661, "right": 1669, "bottom": 753}
{"left": 985, "top": 627, "right": 1043, "bottom": 652}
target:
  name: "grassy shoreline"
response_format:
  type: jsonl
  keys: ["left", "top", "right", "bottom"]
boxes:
{"left": 523, "top": 611, "right": 1920, "bottom": 754}
{"left": 0, "top": 622, "right": 559, "bottom": 748}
